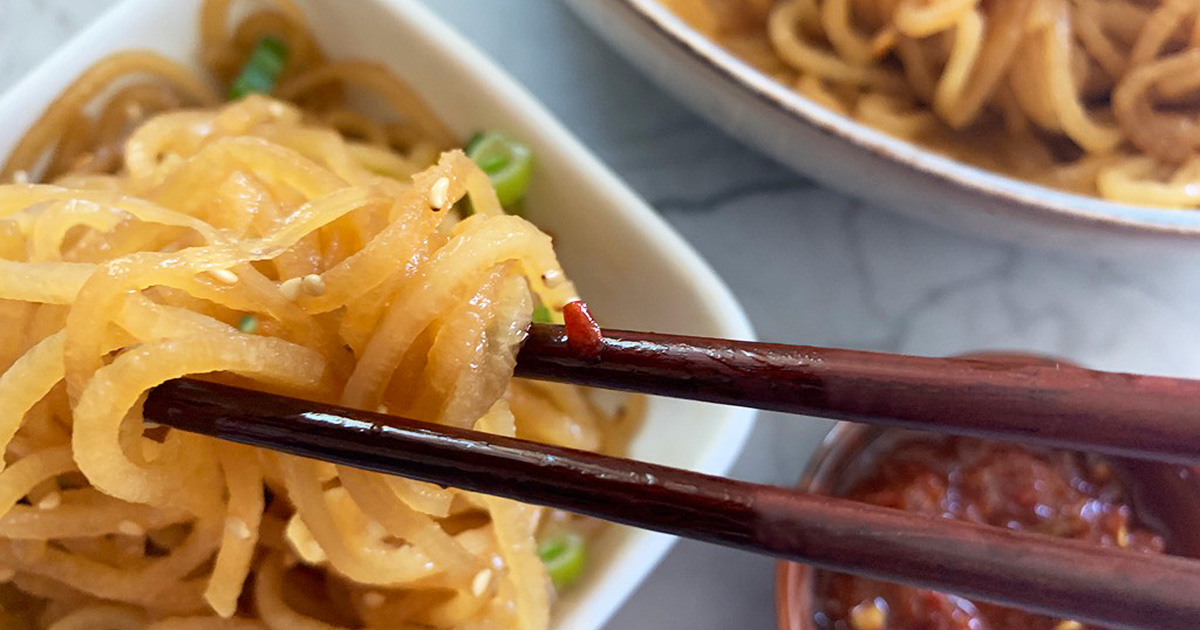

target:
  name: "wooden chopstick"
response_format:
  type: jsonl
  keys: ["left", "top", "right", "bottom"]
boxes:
{"left": 517, "top": 324, "right": 1200, "bottom": 465}
{"left": 145, "top": 378, "right": 1200, "bottom": 630}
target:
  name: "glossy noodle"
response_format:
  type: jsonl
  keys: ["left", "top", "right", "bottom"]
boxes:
{"left": 0, "top": 1, "right": 642, "bottom": 628}
{"left": 660, "top": 0, "right": 1200, "bottom": 208}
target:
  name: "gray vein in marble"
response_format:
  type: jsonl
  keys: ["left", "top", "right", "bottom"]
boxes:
{"left": 650, "top": 179, "right": 816, "bottom": 213}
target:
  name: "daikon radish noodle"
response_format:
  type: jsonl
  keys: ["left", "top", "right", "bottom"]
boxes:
{"left": 660, "top": 0, "right": 1200, "bottom": 208}
{"left": 0, "top": 0, "right": 643, "bottom": 628}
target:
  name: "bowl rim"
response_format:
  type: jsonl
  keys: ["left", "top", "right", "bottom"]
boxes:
{"left": 0, "top": 0, "right": 759, "bottom": 628}
{"left": 589, "top": 0, "right": 1200, "bottom": 237}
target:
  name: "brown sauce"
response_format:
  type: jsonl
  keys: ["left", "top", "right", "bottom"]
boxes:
{"left": 813, "top": 435, "right": 1166, "bottom": 630}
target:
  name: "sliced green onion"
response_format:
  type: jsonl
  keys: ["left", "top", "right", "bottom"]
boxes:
{"left": 532, "top": 303, "right": 553, "bottom": 324}
{"left": 238, "top": 314, "right": 258, "bottom": 334}
{"left": 465, "top": 131, "right": 533, "bottom": 207}
{"left": 537, "top": 531, "right": 586, "bottom": 590}
{"left": 228, "top": 35, "right": 289, "bottom": 100}
{"left": 465, "top": 132, "right": 485, "bottom": 154}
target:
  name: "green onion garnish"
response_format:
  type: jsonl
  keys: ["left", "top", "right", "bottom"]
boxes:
{"left": 465, "top": 132, "right": 485, "bottom": 154}
{"left": 228, "top": 35, "right": 290, "bottom": 100}
{"left": 532, "top": 303, "right": 553, "bottom": 324}
{"left": 238, "top": 314, "right": 258, "bottom": 334}
{"left": 465, "top": 131, "right": 533, "bottom": 207}
{"left": 537, "top": 531, "right": 586, "bottom": 590}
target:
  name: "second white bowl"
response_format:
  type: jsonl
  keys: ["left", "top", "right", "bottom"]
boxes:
{"left": 564, "top": 0, "right": 1200, "bottom": 255}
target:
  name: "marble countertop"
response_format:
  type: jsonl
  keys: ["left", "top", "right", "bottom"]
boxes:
{"left": 6, "top": 1, "right": 1200, "bottom": 628}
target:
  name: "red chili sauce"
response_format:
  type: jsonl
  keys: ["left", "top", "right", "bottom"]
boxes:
{"left": 813, "top": 435, "right": 1166, "bottom": 630}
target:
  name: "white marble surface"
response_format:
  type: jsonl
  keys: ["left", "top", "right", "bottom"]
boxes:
{"left": 5, "top": 1, "right": 1200, "bottom": 628}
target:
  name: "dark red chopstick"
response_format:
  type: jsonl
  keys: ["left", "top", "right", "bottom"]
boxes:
{"left": 145, "top": 378, "right": 1200, "bottom": 630}
{"left": 517, "top": 324, "right": 1200, "bottom": 465}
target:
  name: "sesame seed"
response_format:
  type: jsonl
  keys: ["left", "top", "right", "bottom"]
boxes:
{"left": 117, "top": 520, "right": 144, "bottom": 536}
{"left": 11, "top": 170, "right": 28, "bottom": 184}
{"left": 849, "top": 600, "right": 886, "bottom": 630}
{"left": 376, "top": 404, "right": 389, "bottom": 414}
{"left": 429, "top": 177, "right": 450, "bottom": 210}
{"left": 267, "top": 101, "right": 289, "bottom": 117}
{"left": 70, "top": 152, "right": 97, "bottom": 172}
{"left": 541, "top": 269, "right": 563, "bottom": 287}
{"left": 301, "top": 274, "right": 326, "bottom": 297}
{"left": 280, "top": 277, "right": 303, "bottom": 301}
{"left": 365, "top": 520, "right": 387, "bottom": 540}
{"left": 362, "top": 591, "right": 386, "bottom": 608}
{"left": 37, "top": 492, "right": 61, "bottom": 510}
{"left": 1055, "top": 622, "right": 1084, "bottom": 630}
{"left": 1117, "top": 525, "right": 1129, "bottom": 548}
{"left": 226, "top": 517, "right": 252, "bottom": 540}
{"left": 209, "top": 269, "right": 239, "bottom": 285}
{"left": 0, "top": 568, "right": 14, "bottom": 583}
{"left": 471, "top": 568, "right": 493, "bottom": 597}
{"left": 143, "top": 420, "right": 162, "bottom": 429}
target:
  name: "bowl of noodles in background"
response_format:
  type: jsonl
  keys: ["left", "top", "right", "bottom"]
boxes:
{"left": 0, "top": 0, "right": 755, "bottom": 628}
{"left": 563, "top": 0, "right": 1200, "bottom": 254}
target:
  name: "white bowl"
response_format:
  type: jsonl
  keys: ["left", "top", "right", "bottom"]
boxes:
{"left": 0, "top": 1, "right": 756, "bottom": 628}
{"left": 563, "top": 0, "right": 1200, "bottom": 255}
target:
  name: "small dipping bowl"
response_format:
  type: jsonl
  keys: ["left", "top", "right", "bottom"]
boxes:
{"left": 775, "top": 353, "right": 1200, "bottom": 630}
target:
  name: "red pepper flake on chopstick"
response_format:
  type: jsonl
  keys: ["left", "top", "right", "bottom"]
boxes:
{"left": 562, "top": 300, "right": 603, "bottom": 360}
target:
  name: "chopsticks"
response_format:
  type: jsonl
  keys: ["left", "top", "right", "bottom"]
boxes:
{"left": 517, "top": 324, "right": 1200, "bottom": 465}
{"left": 145, "top": 378, "right": 1200, "bottom": 630}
